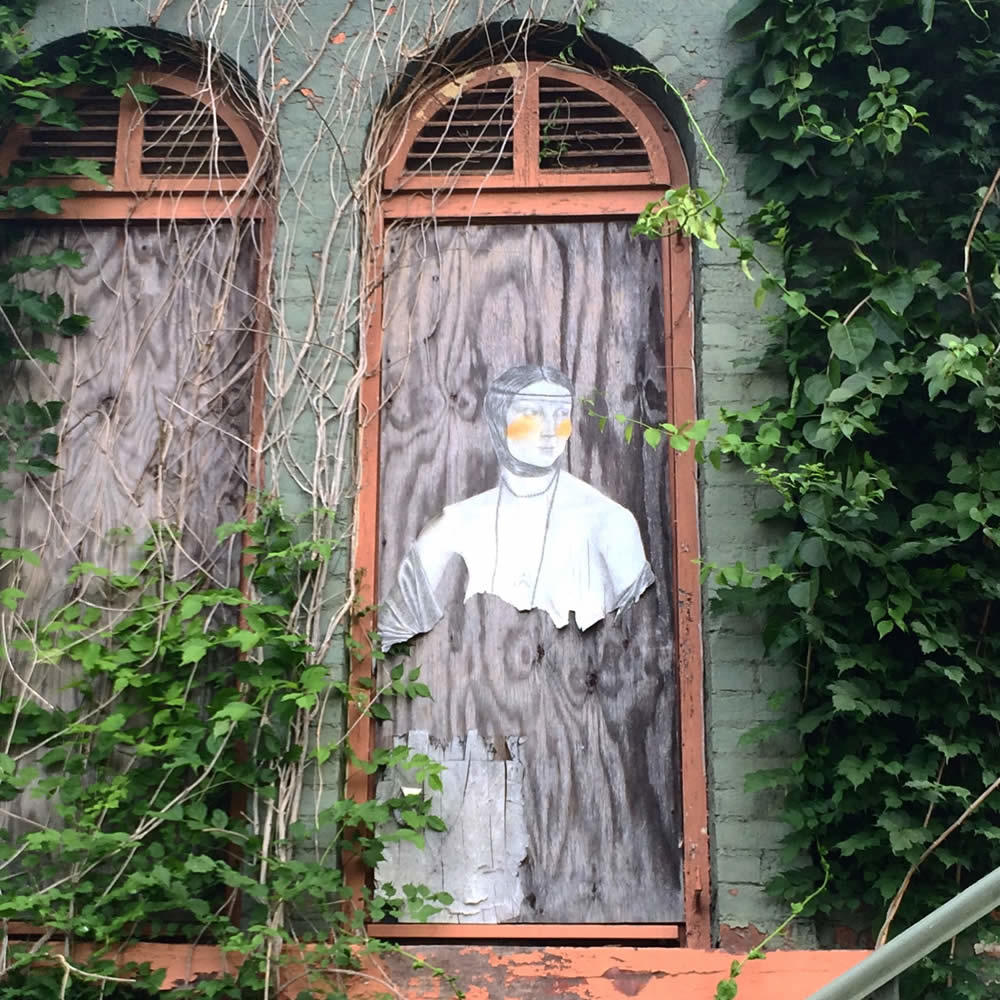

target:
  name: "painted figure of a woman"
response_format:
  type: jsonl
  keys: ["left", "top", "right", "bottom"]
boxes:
{"left": 379, "top": 364, "right": 653, "bottom": 649}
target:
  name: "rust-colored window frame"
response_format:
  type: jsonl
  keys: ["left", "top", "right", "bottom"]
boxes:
{"left": 352, "top": 60, "right": 710, "bottom": 948}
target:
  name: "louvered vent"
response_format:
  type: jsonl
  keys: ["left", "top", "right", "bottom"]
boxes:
{"left": 538, "top": 77, "right": 649, "bottom": 172}
{"left": 141, "top": 91, "right": 249, "bottom": 177}
{"left": 11, "top": 94, "right": 119, "bottom": 175}
{"left": 406, "top": 79, "right": 514, "bottom": 175}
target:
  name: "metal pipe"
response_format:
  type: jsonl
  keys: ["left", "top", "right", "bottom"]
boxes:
{"left": 806, "top": 866, "right": 1000, "bottom": 1000}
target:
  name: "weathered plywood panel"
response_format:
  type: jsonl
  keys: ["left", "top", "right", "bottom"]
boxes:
{"left": 0, "top": 223, "right": 256, "bottom": 832}
{"left": 377, "top": 222, "right": 682, "bottom": 922}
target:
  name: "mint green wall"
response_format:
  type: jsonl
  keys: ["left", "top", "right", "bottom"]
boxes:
{"left": 22, "top": 0, "right": 801, "bottom": 945}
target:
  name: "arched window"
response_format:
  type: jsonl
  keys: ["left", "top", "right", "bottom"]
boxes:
{"left": 354, "top": 61, "right": 708, "bottom": 946}
{"left": 0, "top": 62, "right": 269, "bottom": 835}
{"left": 0, "top": 67, "right": 265, "bottom": 217}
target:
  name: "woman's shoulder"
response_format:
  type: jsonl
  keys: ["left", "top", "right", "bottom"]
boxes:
{"left": 559, "top": 472, "right": 637, "bottom": 525}
{"left": 441, "top": 487, "right": 498, "bottom": 521}
{"left": 414, "top": 487, "right": 498, "bottom": 570}
{"left": 432, "top": 488, "right": 499, "bottom": 547}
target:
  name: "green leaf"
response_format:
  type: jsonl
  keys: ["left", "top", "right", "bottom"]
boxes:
{"left": 787, "top": 580, "right": 812, "bottom": 609}
{"left": 129, "top": 83, "right": 159, "bottom": 104}
{"left": 837, "top": 755, "right": 876, "bottom": 789}
{"left": 179, "top": 595, "right": 203, "bottom": 621}
{"left": 834, "top": 219, "right": 879, "bottom": 244}
{"left": 64, "top": 159, "right": 108, "bottom": 185}
{"left": 725, "top": 0, "right": 766, "bottom": 30}
{"left": 746, "top": 154, "right": 782, "bottom": 195}
{"left": 180, "top": 637, "right": 209, "bottom": 665}
{"left": 803, "top": 373, "right": 832, "bottom": 404}
{"left": 214, "top": 701, "right": 258, "bottom": 724}
{"left": 0, "top": 587, "right": 26, "bottom": 611}
{"left": 184, "top": 855, "right": 216, "bottom": 873}
{"left": 798, "top": 537, "right": 827, "bottom": 567}
{"left": 98, "top": 712, "right": 126, "bottom": 733}
{"left": 772, "top": 144, "right": 815, "bottom": 168}
{"left": 30, "top": 190, "right": 64, "bottom": 215}
{"left": 0, "top": 548, "right": 42, "bottom": 566}
{"left": 919, "top": 0, "right": 935, "bottom": 29}
{"left": 750, "top": 88, "right": 779, "bottom": 109}
{"left": 875, "top": 26, "right": 910, "bottom": 45}
{"left": 715, "top": 978, "right": 739, "bottom": 1000}
{"left": 825, "top": 372, "right": 871, "bottom": 403}
{"left": 871, "top": 274, "right": 915, "bottom": 315}
{"left": 828, "top": 322, "right": 876, "bottom": 365}
{"left": 781, "top": 290, "right": 808, "bottom": 315}
{"left": 643, "top": 427, "right": 662, "bottom": 448}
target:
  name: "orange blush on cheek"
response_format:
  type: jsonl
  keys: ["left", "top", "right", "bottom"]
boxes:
{"left": 555, "top": 418, "right": 572, "bottom": 439}
{"left": 506, "top": 414, "right": 542, "bottom": 440}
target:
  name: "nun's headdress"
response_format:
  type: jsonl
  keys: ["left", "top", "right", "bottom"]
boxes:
{"left": 484, "top": 364, "right": 574, "bottom": 477}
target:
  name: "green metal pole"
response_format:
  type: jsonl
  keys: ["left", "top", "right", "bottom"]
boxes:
{"left": 806, "top": 866, "right": 1000, "bottom": 1000}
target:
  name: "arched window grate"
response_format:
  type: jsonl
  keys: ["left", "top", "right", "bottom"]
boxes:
{"left": 405, "top": 78, "right": 514, "bottom": 176}
{"left": 141, "top": 90, "right": 250, "bottom": 178}
{"left": 386, "top": 61, "right": 677, "bottom": 191}
{"left": 0, "top": 70, "right": 261, "bottom": 200}
{"left": 537, "top": 76, "right": 648, "bottom": 172}
{"left": 12, "top": 95, "right": 120, "bottom": 173}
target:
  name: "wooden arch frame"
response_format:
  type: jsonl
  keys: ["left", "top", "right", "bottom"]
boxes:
{"left": 353, "top": 60, "right": 710, "bottom": 948}
{"left": 0, "top": 67, "right": 267, "bottom": 221}
{"left": 383, "top": 61, "right": 685, "bottom": 193}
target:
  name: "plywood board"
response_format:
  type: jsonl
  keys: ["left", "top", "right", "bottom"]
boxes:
{"left": 376, "top": 221, "right": 682, "bottom": 922}
{"left": 0, "top": 222, "right": 257, "bottom": 834}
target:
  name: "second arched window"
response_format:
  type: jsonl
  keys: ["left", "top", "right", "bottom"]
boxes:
{"left": 356, "top": 60, "right": 706, "bottom": 937}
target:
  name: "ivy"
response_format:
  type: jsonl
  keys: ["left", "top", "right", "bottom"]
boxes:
{"left": 0, "top": 503, "right": 457, "bottom": 997}
{"left": 705, "top": 0, "right": 1000, "bottom": 993}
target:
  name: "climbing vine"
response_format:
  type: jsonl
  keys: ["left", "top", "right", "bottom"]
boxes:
{"left": 0, "top": 502, "right": 456, "bottom": 999}
{"left": 647, "top": 0, "right": 1000, "bottom": 994}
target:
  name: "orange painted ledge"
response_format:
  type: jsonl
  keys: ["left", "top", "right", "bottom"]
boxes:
{"left": 45, "top": 943, "right": 871, "bottom": 998}
{"left": 348, "top": 947, "right": 873, "bottom": 1000}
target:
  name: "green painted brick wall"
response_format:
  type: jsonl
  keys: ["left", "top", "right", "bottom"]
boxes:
{"left": 21, "top": 0, "right": 804, "bottom": 944}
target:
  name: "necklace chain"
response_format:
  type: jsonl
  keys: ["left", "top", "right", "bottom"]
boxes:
{"left": 491, "top": 468, "right": 561, "bottom": 603}
{"left": 500, "top": 471, "right": 558, "bottom": 498}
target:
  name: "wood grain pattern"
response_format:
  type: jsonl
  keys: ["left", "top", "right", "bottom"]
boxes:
{"left": 0, "top": 222, "right": 257, "bottom": 833}
{"left": 376, "top": 221, "right": 682, "bottom": 923}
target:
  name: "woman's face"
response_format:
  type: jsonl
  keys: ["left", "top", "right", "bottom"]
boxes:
{"left": 505, "top": 380, "right": 572, "bottom": 469}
